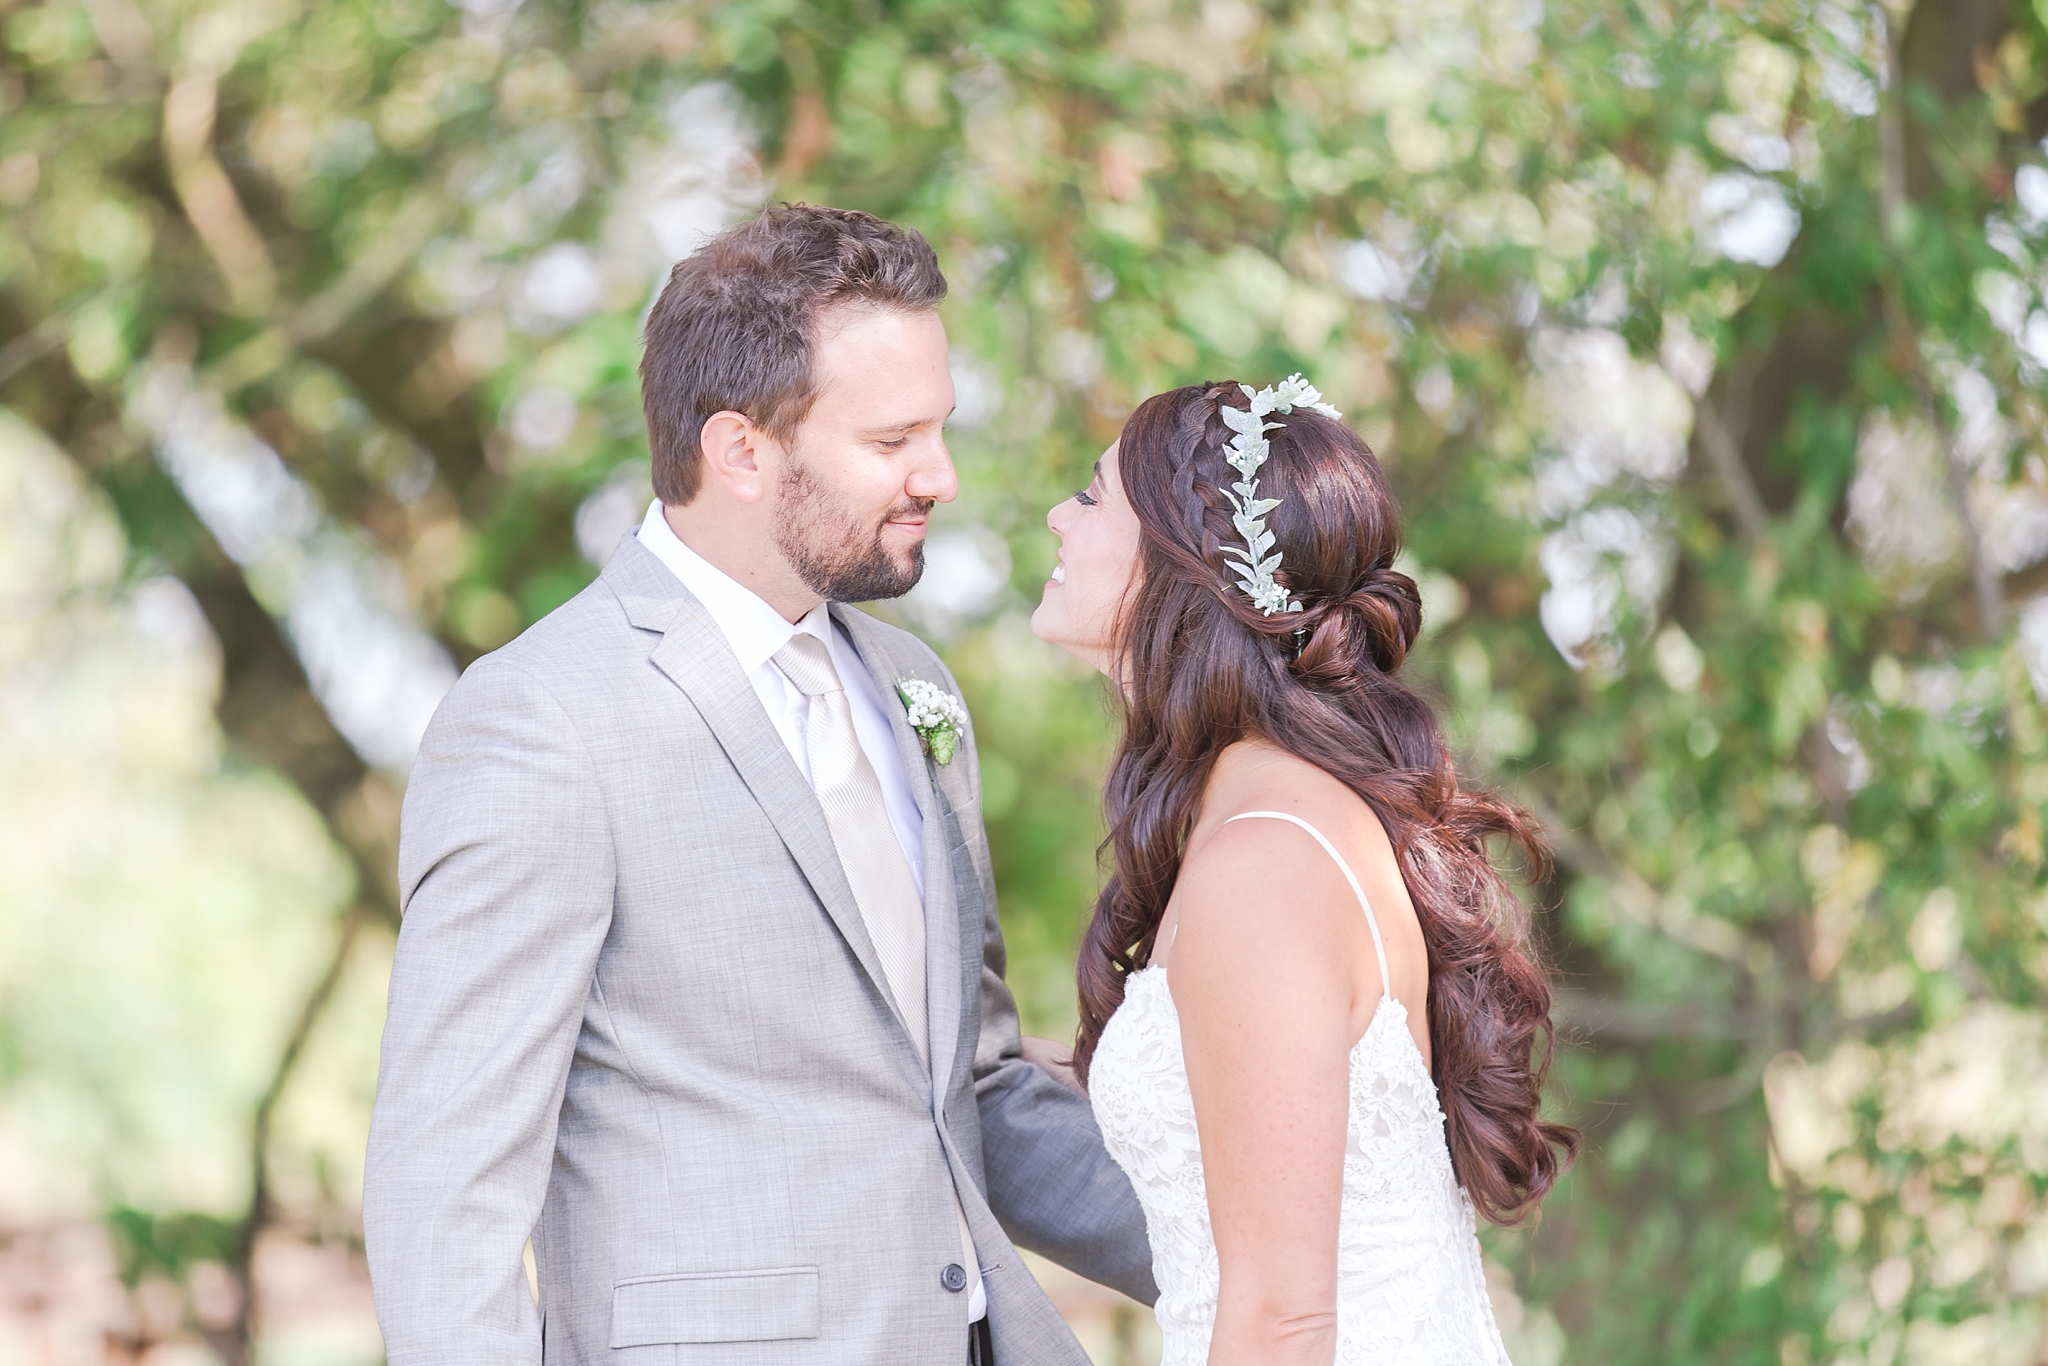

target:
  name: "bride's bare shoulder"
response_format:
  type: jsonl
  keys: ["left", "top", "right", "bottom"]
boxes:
{"left": 1186, "top": 740, "right": 1412, "bottom": 922}
{"left": 1196, "top": 739, "right": 1389, "bottom": 849}
{"left": 1173, "top": 738, "right": 1427, "bottom": 1050}
{"left": 1168, "top": 742, "right": 1393, "bottom": 1007}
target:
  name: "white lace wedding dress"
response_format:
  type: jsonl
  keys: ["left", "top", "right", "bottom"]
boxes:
{"left": 1089, "top": 811, "right": 1513, "bottom": 1366}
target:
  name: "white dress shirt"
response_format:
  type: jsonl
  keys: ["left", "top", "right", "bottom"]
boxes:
{"left": 634, "top": 501, "right": 986, "bottom": 1321}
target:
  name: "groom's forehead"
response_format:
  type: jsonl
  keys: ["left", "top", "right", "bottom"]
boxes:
{"left": 811, "top": 301, "right": 945, "bottom": 352}
{"left": 807, "top": 309, "right": 953, "bottom": 416}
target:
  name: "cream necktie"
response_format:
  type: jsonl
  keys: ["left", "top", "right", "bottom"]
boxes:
{"left": 773, "top": 633, "right": 930, "bottom": 1061}
{"left": 772, "top": 630, "right": 985, "bottom": 1317}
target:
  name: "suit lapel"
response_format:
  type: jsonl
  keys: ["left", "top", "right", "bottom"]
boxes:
{"left": 831, "top": 603, "right": 965, "bottom": 1102}
{"left": 603, "top": 541, "right": 909, "bottom": 1052}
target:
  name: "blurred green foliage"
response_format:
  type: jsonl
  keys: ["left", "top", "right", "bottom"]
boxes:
{"left": 7, "top": 0, "right": 2048, "bottom": 1361}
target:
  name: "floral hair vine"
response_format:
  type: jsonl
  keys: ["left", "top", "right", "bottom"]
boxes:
{"left": 1218, "top": 374, "right": 1343, "bottom": 616}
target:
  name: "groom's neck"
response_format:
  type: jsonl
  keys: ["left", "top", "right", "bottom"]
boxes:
{"left": 663, "top": 499, "right": 823, "bottom": 625}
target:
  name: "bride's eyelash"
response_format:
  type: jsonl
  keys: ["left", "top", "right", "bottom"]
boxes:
{"left": 1075, "top": 487, "right": 1098, "bottom": 506}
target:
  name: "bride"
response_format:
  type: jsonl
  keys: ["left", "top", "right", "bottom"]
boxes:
{"left": 1025, "top": 377, "right": 1578, "bottom": 1365}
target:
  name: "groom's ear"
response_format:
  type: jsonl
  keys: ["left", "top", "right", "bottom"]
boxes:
{"left": 698, "top": 410, "right": 772, "bottom": 504}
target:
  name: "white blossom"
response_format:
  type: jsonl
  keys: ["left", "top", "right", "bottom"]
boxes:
{"left": 895, "top": 678, "right": 968, "bottom": 732}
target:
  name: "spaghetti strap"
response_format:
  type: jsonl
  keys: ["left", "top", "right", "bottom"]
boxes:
{"left": 1223, "top": 811, "right": 1393, "bottom": 1003}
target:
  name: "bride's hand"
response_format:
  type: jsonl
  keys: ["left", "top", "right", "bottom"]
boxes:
{"left": 1020, "top": 1035, "right": 1083, "bottom": 1095}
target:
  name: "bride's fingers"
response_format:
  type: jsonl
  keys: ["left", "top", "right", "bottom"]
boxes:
{"left": 1020, "top": 1035, "right": 1083, "bottom": 1093}
{"left": 1020, "top": 1034, "right": 1072, "bottom": 1065}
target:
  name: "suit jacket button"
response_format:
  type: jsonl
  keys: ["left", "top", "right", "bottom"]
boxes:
{"left": 941, "top": 1263, "right": 969, "bottom": 1292}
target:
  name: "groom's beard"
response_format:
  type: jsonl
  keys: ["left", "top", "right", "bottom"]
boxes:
{"left": 774, "top": 453, "right": 933, "bottom": 603}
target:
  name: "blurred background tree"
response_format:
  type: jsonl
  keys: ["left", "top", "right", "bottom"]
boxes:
{"left": 6, "top": 0, "right": 2048, "bottom": 1361}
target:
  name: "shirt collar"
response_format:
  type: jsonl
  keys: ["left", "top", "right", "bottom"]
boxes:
{"left": 634, "top": 500, "right": 830, "bottom": 674}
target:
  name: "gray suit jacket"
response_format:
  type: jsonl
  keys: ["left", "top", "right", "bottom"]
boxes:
{"left": 364, "top": 536, "right": 1155, "bottom": 1365}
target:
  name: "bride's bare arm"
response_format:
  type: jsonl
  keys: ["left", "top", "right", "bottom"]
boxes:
{"left": 1170, "top": 816, "right": 1380, "bottom": 1366}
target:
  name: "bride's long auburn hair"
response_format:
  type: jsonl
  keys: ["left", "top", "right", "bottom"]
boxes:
{"left": 1071, "top": 381, "right": 1577, "bottom": 1225}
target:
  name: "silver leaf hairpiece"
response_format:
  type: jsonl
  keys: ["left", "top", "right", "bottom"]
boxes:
{"left": 1218, "top": 374, "right": 1343, "bottom": 616}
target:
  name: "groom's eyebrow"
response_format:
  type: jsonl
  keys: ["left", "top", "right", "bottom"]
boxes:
{"left": 861, "top": 411, "right": 947, "bottom": 436}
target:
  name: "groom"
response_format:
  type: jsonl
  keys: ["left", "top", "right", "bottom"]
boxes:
{"left": 364, "top": 205, "right": 1155, "bottom": 1364}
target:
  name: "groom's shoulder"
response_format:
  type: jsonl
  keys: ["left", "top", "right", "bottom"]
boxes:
{"left": 447, "top": 568, "right": 639, "bottom": 709}
{"left": 501, "top": 576, "right": 633, "bottom": 669}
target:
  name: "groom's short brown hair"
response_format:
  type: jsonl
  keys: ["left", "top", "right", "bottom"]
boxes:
{"left": 639, "top": 204, "right": 948, "bottom": 504}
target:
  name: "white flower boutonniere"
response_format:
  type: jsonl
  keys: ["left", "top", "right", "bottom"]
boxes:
{"left": 895, "top": 678, "right": 969, "bottom": 766}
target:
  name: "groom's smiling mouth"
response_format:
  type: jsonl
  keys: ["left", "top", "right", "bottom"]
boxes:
{"left": 880, "top": 498, "right": 936, "bottom": 539}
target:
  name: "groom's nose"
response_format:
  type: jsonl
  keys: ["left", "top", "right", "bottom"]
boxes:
{"left": 905, "top": 436, "right": 959, "bottom": 504}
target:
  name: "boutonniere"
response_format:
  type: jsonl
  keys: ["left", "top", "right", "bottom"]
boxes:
{"left": 895, "top": 678, "right": 969, "bottom": 766}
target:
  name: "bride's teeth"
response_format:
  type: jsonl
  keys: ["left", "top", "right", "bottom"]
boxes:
{"left": 1051, "top": 563, "right": 1066, "bottom": 583}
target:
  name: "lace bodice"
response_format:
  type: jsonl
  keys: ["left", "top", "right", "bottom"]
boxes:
{"left": 1088, "top": 812, "right": 1512, "bottom": 1366}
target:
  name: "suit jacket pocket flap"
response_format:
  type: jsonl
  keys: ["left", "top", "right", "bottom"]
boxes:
{"left": 610, "top": 1266, "right": 821, "bottom": 1347}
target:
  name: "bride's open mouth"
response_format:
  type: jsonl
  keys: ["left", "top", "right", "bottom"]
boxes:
{"left": 1050, "top": 562, "right": 1066, "bottom": 584}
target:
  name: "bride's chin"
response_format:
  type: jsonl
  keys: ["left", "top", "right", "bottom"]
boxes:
{"left": 1028, "top": 602, "right": 1059, "bottom": 646}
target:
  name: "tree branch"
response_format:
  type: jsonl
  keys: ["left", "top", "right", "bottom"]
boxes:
{"left": 1878, "top": 8, "right": 1909, "bottom": 229}
{"left": 1877, "top": 2, "right": 2003, "bottom": 638}
{"left": 1693, "top": 352, "right": 1768, "bottom": 545}
{"left": 0, "top": 308, "right": 74, "bottom": 388}
{"left": 1551, "top": 989, "right": 1766, "bottom": 1043}
{"left": 226, "top": 905, "right": 366, "bottom": 1364}
{"left": 1526, "top": 795, "right": 1751, "bottom": 963}
{"left": 161, "top": 74, "right": 278, "bottom": 316}
{"left": 205, "top": 192, "right": 453, "bottom": 396}
{"left": 1933, "top": 398, "right": 2004, "bottom": 637}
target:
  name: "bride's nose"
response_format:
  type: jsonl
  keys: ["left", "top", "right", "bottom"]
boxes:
{"left": 1047, "top": 497, "right": 1074, "bottom": 536}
